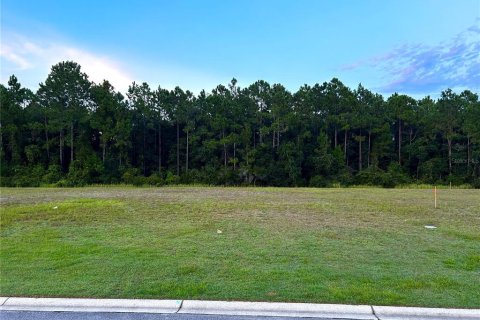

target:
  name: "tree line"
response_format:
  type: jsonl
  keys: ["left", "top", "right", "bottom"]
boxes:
{"left": 1, "top": 61, "right": 479, "bottom": 187}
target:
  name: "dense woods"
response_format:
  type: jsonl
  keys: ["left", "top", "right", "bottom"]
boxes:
{"left": 1, "top": 61, "right": 479, "bottom": 187}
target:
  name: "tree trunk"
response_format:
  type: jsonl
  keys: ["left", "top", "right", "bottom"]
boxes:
{"left": 233, "top": 142, "right": 236, "bottom": 170}
{"left": 358, "top": 138, "right": 362, "bottom": 171}
{"left": 143, "top": 117, "right": 146, "bottom": 176}
{"left": 409, "top": 127, "right": 413, "bottom": 161}
{"left": 70, "top": 121, "right": 74, "bottom": 163}
{"left": 186, "top": 129, "right": 189, "bottom": 173}
{"left": 223, "top": 128, "right": 227, "bottom": 181}
{"left": 102, "top": 139, "right": 106, "bottom": 163}
{"left": 398, "top": 119, "right": 402, "bottom": 165}
{"left": 158, "top": 124, "right": 162, "bottom": 174}
{"left": 272, "top": 126, "right": 275, "bottom": 148}
{"left": 334, "top": 127, "right": 337, "bottom": 148}
{"left": 272, "top": 116, "right": 276, "bottom": 149}
{"left": 132, "top": 130, "right": 136, "bottom": 166}
{"left": 176, "top": 120, "right": 180, "bottom": 176}
{"left": 344, "top": 130, "right": 348, "bottom": 161}
{"left": 0, "top": 127, "right": 2, "bottom": 161}
{"left": 368, "top": 131, "right": 371, "bottom": 168}
{"left": 44, "top": 116, "right": 50, "bottom": 161}
{"left": 448, "top": 138, "right": 452, "bottom": 174}
{"left": 59, "top": 130, "right": 64, "bottom": 167}
{"left": 467, "top": 136, "right": 471, "bottom": 174}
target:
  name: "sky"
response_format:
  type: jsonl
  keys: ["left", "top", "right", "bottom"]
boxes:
{"left": 1, "top": 0, "right": 479, "bottom": 98}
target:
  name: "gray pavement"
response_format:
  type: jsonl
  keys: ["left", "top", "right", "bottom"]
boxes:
{"left": 0, "top": 311, "right": 337, "bottom": 320}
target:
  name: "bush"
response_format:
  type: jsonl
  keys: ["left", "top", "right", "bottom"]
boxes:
{"left": 354, "top": 166, "right": 385, "bottom": 186}
{"left": 66, "top": 156, "right": 104, "bottom": 186}
{"left": 446, "top": 174, "right": 466, "bottom": 186}
{"left": 11, "top": 165, "right": 45, "bottom": 187}
{"left": 121, "top": 168, "right": 146, "bottom": 186}
{"left": 0, "top": 176, "right": 11, "bottom": 187}
{"left": 179, "top": 169, "right": 204, "bottom": 184}
{"left": 384, "top": 163, "right": 411, "bottom": 187}
{"left": 309, "top": 175, "right": 329, "bottom": 187}
{"left": 55, "top": 179, "right": 72, "bottom": 187}
{"left": 165, "top": 171, "right": 179, "bottom": 185}
{"left": 67, "top": 161, "right": 87, "bottom": 186}
{"left": 337, "top": 169, "right": 353, "bottom": 186}
{"left": 471, "top": 178, "right": 480, "bottom": 189}
{"left": 419, "top": 158, "right": 447, "bottom": 184}
{"left": 43, "top": 164, "right": 63, "bottom": 184}
{"left": 146, "top": 173, "right": 164, "bottom": 186}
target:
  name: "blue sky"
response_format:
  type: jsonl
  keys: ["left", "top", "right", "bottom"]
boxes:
{"left": 1, "top": 0, "right": 479, "bottom": 97}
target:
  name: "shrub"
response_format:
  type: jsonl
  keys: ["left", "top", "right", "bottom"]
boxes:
{"left": 122, "top": 168, "right": 143, "bottom": 185}
{"left": 146, "top": 173, "right": 163, "bottom": 186}
{"left": 471, "top": 178, "right": 480, "bottom": 189}
{"left": 66, "top": 155, "right": 104, "bottom": 186}
{"left": 309, "top": 175, "right": 329, "bottom": 187}
{"left": 384, "top": 163, "right": 411, "bottom": 187}
{"left": 11, "top": 165, "right": 45, "bottom": 187}
{"left": 165, "top": 171, "right": 179, "bottom": 185}
{"left": 337, "top": 169, "right": 353, "bottom": 186}
{"left": 43, "top": 164, "right": 63, "bottom": 184}
{"left": 354, "top": 166, "right": 385, "bottom": 186}
{"left": 446, "top": 174, "right": 466, "bottom": 186}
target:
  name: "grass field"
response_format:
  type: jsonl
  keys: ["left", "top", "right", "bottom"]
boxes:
{"left": 0, "top": 187, "right": 479, "bottom": 308}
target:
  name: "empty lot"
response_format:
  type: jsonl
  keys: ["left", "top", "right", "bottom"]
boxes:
{"left": 1, "top": 187, "right": 479, "bottom": 307}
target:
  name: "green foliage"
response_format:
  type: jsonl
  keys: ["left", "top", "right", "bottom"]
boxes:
{"left": 1, "top": 61, "right": 479, "bottom": 188}
{"left": 146, "top": 173, "right": 164, "bottom": 186}
{"left": 309, "top": 175, "right": 329, "bottom": 187}
{"left": 121, "top": 168, "right": 143, "bottom": 185}
{"left": 6, "top": 165, "right": 45, "bottom": 187}
{"left": 354, "top": 166, "right": 387, "bottom": 186}
{"left": 385, "top": 163, "right": 411, "bottom": 186}
{"left": 24, "top": 145, "right": 41, "bottom": 164}
{"left": 165, "top": 171, "right": 179, "bottom": 185}
{"left": 43, "top": 164, "right": 63, "bottom": 184}
{"left": 471, "top": 178, "right": 480, "bottom": 189}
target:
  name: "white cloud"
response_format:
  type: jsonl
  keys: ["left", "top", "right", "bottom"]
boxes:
{"left": 1, "top": 32, "right": 134, "bottom": 93}
{"left": 0, "top": 43, "right": 31, "bottom": 70}
{"left": 1, "top": 31, "right": 231, "bottom": 95}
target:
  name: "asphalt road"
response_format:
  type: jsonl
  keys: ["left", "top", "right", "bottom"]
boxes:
{"left": 0, "top": 311, "right": 339, "bottom": 320}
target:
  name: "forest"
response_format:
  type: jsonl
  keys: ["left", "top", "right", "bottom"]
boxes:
{"left": 1, "top": 61, "right": 479, "bottom": 187}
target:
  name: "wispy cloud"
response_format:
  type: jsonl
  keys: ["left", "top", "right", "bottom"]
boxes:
{"left": 0, "top": 31, "right": 225, "bottom": 94}
{"left": 1, "top": 32, "right": 134, "bottom": 92}
{"left": 341, "top": 21, "right": 480, "bottom": 95}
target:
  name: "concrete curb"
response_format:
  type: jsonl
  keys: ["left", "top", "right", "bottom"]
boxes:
{"left": 0, "top": 297, "right": 479, "bottom": 319}
{"left": 178, "top": 300, "right": 375, "bottom": 319}
{"left": 372, "top": 305, "right": 480, "bottom": 320}
{"left": 0, "top": 297, "right": 9, "bottom": 306}
{"left": 0, "top": 297, "right": 182, "bottom": 314}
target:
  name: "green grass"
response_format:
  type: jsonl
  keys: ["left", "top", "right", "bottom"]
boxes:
{"left": 1, "top": 187, "right": 479, "bottom": 307}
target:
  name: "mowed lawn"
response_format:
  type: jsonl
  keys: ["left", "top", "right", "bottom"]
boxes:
{"left": 0, "top": 187, "right": 479, "bottom": 308}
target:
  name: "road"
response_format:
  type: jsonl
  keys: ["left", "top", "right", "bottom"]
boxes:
{"left": 0, "top": 311, "right": 340, "bottom": 320}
